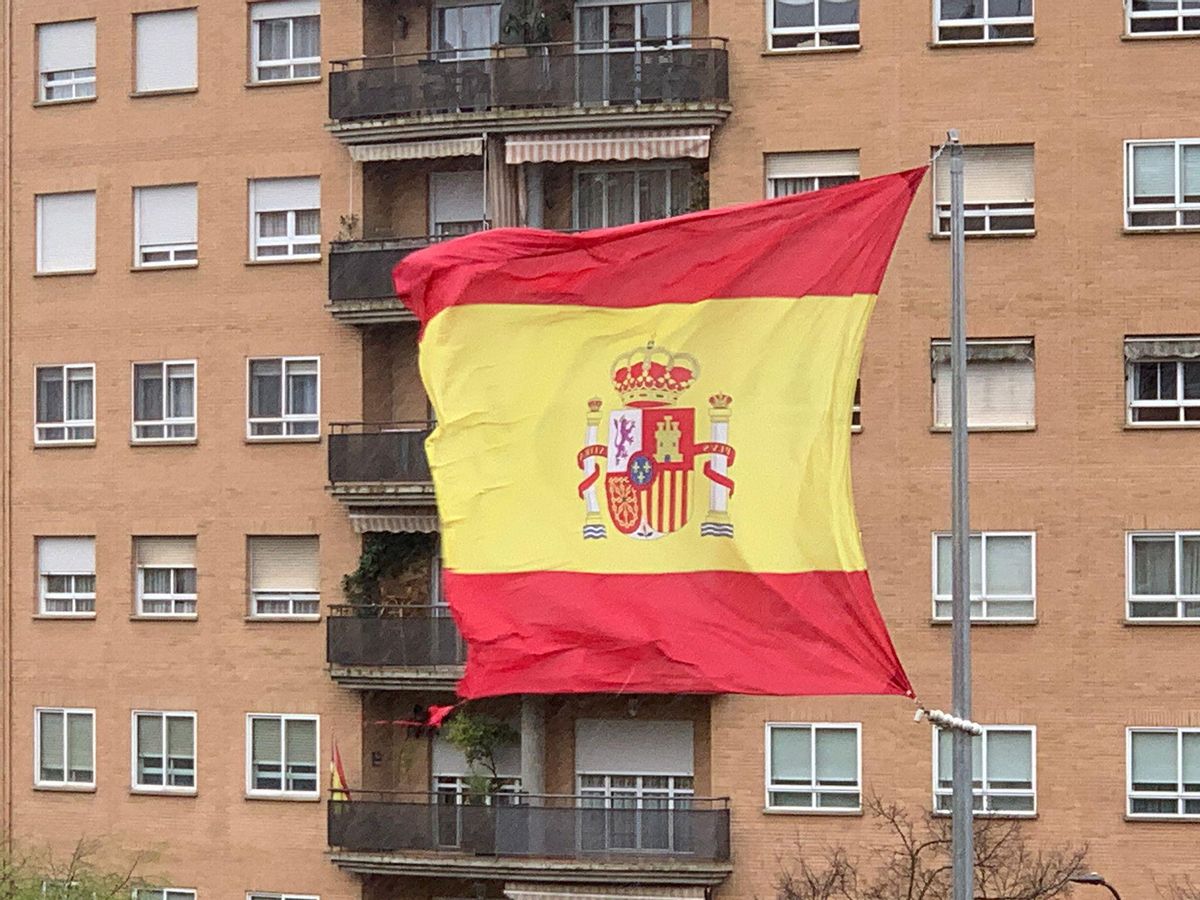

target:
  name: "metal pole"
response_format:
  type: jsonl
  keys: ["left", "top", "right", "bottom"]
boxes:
{"left": 948, "top": 131, "right": 973, "bottom": 900}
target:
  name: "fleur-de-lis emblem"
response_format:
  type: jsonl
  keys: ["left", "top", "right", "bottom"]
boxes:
{"left": 630, "top": 454, "right": 654, "bottom": 486}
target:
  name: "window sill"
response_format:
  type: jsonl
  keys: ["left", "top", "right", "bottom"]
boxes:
{"left": 930, "top": 425, "right": 1036, "bottom": 433}
{"left": 761, "top": 45, "right": 861, "bottom": 57}
{"left": 131, "top": 438, "right": 198, "bottom": 447}
{"left": 129, "top": 87, "right": 198, "bottom": 99}
{"left": 34, "top": 784, "right": 96, "bottom": 793}
{"left": 763, "top": 806, "right": 862, "bottom": 817}
{"left": 1124, "top": 422, "right": 1200, "bottom": 430}
{"left": 932, "top": 809, "right": 1036, "bottom": 819}
{"left": 130, "top": 614, "right": 199, "bottom": 622}
{"left": 131, "top": 786, "right": 197, "bottom": 797}
{"left": 244, "top": 76, "right": 323, "bottom": 89}
{"left": 131, "top": 262, "right": 199, "bottom": 272}
{"left": 927, "top": 37, "right": 1036, "bottom": 49}
{"left": 244, "top": 255, "right": 322, "bottom": 267}
{"left": 33, "top": 268, "right": 96, "bottom": 278}
{"left": 929, "top": 230, "right": 1036, "bottom": 240}
{"left": 245, "top": 435, "right": 321, "bottom": 444}
{"left": 1121, "top": 32, "right": 1200, "bottom": 42}
{"left": 34, "top": 440, "right": 97, "bottom": 448}
{"left": 33, "top": 96, "right": 97, "bottom": 108}
{"left": 1124, "top": 618, "right": 1200, "bottom": 627}
{"left": 33, "top": 613, "right": 96, "bottom": 621}
{"left": 1123, "top": 225, "right": 1200, "bottom": 235}
{"left": 245, "top": 792, "right": 321, "bottom": 802}
{"left": 244, "top": 614, "right": 321, "bottom": 623}
{"left": 1124, "top": 813, "right": 1200, "bottom": 823}
{"left": 930, "top": 617, "right": 1037, "bottom": 626}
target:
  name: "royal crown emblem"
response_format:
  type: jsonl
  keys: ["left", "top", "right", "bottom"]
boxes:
{"left": 576, "top": 341, "right": 735, "bottom": 540}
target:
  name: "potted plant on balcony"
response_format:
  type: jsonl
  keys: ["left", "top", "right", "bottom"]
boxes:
{"left": 497, "top": 0, "right": 569, "bottom": 55}
{"left": 443, "top": 711, "right": 520, "bottom": 802}
{"left": 341, "top": 532, "right": 438, "bottom": 616}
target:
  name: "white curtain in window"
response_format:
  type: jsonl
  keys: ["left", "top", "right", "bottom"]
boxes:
{"left": 1132, "top": 732, "right": 1178, "bottom": 783}
{"left": 933, "top": 358, "right": 1036, "bottom": 428}
{"left": 1183, "top": 734, "right": 1200, "bottom": 787}
{"left": 1182, "top": 146, "right": 1200, "bottom": 201}
{"left": 137, "top": 185, "right": 198, "bottom": 246}
{"left": 934, "top": 145, "right": 1035, "bottom": 205}
{"left": 1181, "top": 536, "right": 1200, "bottom": 595}
{"left": 37, "top": 192, "right": 96, "bottom": 273}
{"left": 986, "top": 731, "right": 1032, "bottom": 783}
{"left": 136, "top": 537, "right": 196, "bottom": 568}
{"left": 1132, "top": 144, "right": 1176, "bottom": 199}
{"left": 770, "top": 727, "right": 811, "bottom": 781}
{"left": 251, "top": 0, "right": 320, "bottom": 20}
{"left": 249, "top": 536, "right": 319, "bottom": 590}
{"left": 39, "top": 537, "right": 95, "bottom": 574}
{"left": 814, "top": 729, "right": 856, "bottom": 781}
{"left": 286, "top": 360, "right": 318, "bottom": 414}
{"left": 253, "top": 176, "right": 320, "bottom": 212}
{"left": 38, "top": 20, "right": 96, "bottom": 72}
{"left": 936, "top": 534, "right": 984, "bottom": 595}
{"left": 135, "top": 10, "right": 198, "bottom": 92}
{"left": 1132, "top": 537, "right": 1175, "bottom": 595}
{"left": 985, "top": 536, "right": 1032, "bottom": 594}
{"left": 938, "top": 730, "right": 984, "bottom": 781}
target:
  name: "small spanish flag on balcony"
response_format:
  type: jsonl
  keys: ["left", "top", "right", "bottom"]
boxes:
{"left": 330, "top": 742, "right": 350, "bottom": 802}
{"left": 395, "top": 169, "right": 924, "bottom": 700}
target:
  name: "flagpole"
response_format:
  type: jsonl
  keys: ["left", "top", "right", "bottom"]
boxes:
{"left": 947, "top": 130, "right": 974, "bottom": 900}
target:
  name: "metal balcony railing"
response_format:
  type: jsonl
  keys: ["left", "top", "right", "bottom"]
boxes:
{"left": 329, "top": 229, "right": 486, "bottom": 303}
{"left": 329, "top": 38, "right": 730, "bottom": 122}
{"left": 328, "top": 791, "right": 731, "bottom": 862}
{"left": 327, "top": 604, "right": 465, "bottom": 668}
{"left": 327, "top": 421, "right": 432, "bottom": 485}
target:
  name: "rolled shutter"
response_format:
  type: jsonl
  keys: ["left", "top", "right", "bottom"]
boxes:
{"left": 135, "top": 10, "right": 198, "bottom": 92}
{"left": 253, "top": 177, "right": 320, "bottom": 212}
{"left": 38, "top": 20, "right": 96, "bottom": 72}
{"left": 136, "top": 185, "right": 198, "bottom": 246}
{"left": 37, "top": 192, "right": 96, "bottom": 273}
{"left": 932, "top": 348, "right": 1036, "bottom": 429}
{"left": 250, "top": 536, "right": 319, "bottom": 590}
{"left": 252, "top": 717, "right": 282, "bottom": 761}
{"left": 935, "top": 145, "right": 1034, "bottom": 205}
{"left": 251, "top": 0, "right": 320, "bottom": 20}
{"left": 285, "top": 718, "right": 317, "bottom": 765}
{"left": 168, "top": 717, "right": 194, "bottom": 756}
{"left": 136, "top": 537, "right": 196, "bottom": 568}
{"left": 986, "top": 730, "right": 1032, "bottom": 784}
{"left": 1131, "top": 144, "right": 1175, "bottom": 199}
{"left": 38, "top": 536, "right": 95, "bottom": 574}
{"left": 765, "top": 150, "right": 860, "bottom": 180}
{"left": 67, "top": 713, "right": 93, "bottom": 772}
{"left": 1124, "top": 337, "right": 1200, "bottom": 362}
{"left": 39, "top": 711, "right": 64, "bottom": 770}
{"left": 769, "top": 726, "right": 811, "bottom": 782}
{"left": 814, "top": 728, "right": 857, "bottom": 782}
{"left": 574, "top": 719, "right": 694, "bottom": 775}
{"left": 1132, "top": 731, "right": 1177, "bottom": 784}
{"left": 138, "top": 715, "right": 163, "bottom": 754}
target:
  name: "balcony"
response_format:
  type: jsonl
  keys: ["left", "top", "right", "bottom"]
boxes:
{"left": 328, "top": 792, "right": 732, "bottom": 885}
{"left": 327, "top": 421, "right": 435, "bottom": 508}
{"left": 328, "top": 40, "right": 730, "bottom": 142}
{"left": 327, "top": 604, "right": 465, "bottom": 690}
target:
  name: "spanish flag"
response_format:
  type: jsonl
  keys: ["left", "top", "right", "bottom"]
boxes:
{"left": 395, "top": 169, "right": 924, "bottom": 700}
{"left": 330, "top": 742, "right": 350, "bottom": 801}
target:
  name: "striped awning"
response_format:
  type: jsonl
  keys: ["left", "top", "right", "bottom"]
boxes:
{"left": 505, "top": 887, "right": 705, "bottom": 900}
{"left": 349, "top": 137, "right": 484, "bottom": 162}
{"left": 348, "top": 511, "right": 440, "bottom": 534}
{"left": 505, "top": 128, "right": 710, "bottom": 164}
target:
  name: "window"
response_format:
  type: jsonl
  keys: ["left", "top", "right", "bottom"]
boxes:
{"left": 248, "top": 895, "right": 319, "bottom": 900}
{"left": 1128, "top": 728, "right": 1200, "bottom": 817}
{"left": 248, "top": 536, "right": 320, "bottom": 617}
{"left": 766, "top": 150, "right": 860, "bottom": 197}
{"left": 134, "top": 10, "right": 198, "bottom": 93}
{"left": 575, "top": 1, "right": 692, "bottom": 50}
{"left": 578, "top": 774, "right": 694, "bottom": 851}
{"left": 135, "top": 537, "right": 198, "bottom": 616}
{"left": 851, "top": 378, "right": 862, "bottom": 432}
{"left": 934, "top": 726, "right": 1035, "bottom": 815}
{"left": 249, "top": 177, "right": 320, "bottom": 259}
{"left": 1125, "top": 140, "right": 1200, "bottom": 230}
{"left": 931, "top": 340, "right": 1035, "bottom": 429}
{"left": 574, "top": 165, "right": 691, "bottom": 229}
{"left": 430, "top": 171, "right": 487, "bottom": 237}
{"left": 1127, "top": 0, "right": 1200, "bottom": 35}
{"left": 35, "top": 708, "right": 94, "bottom": 788}
{"left": 1126, "top": 338, "right": 1200, "bottom": 424}
{"left": 36, "top": 192, "right": 96, "bottom": 274}
{"left": 935, "top": 0, "right": 1033, "bottom": 43}
{"left": 37, "top": 20, "right": 96, "bottom": 102}
{"left": 247, "top": 714, "right": 318, "bottom": 796}
{"left": 767, "top": 0, "right": 860, "bottom": 50}
{"left": 133, "top": 361, "right": 196, "bottom": 441}
{"left": 132, "top": 712, "right": 196, "bottom": 792}
{"left": 136, "top": 891, "right": 196, "bottom": 900}
{"left": 251, "top": 1, "right": 320, "bottom": 81}
{"left": 247, "top": 357, "right": 319, "bottom": 438}
{"left": 766, "top": 723, "right": 860, "bottom": 811}
{"left": 35, "top": 364, "right": 95, "bottom": 444}
{"left": 933, "top": 145, "right": 1035, "bottom": 235}
{"left": 1128, "top": 532, "right": 1200, "bottom": 620}
{"left": 434, "top": 1, "right": 500, "bottom": 60}
{"left": 933, "top": 532, "right": 1035, "bottom": 621}
{"left": 134, "top": 186, "right": 198, "bottom": 267}
{"left": 38, "top": 537, "right": 96, "bottom": 616}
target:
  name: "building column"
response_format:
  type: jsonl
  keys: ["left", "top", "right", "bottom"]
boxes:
{"left": 524, "top": 163, "right": 545, "bottom": 228}
{"left": 520, "top": 695, "right": 546, "bottom": 796}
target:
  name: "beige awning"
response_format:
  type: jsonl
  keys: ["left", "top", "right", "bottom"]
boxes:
{"left": 505, "top": 128, "right": 710, "bottom": 164}
{"left": 349, "top": 137, "right": 484, "bottom": 162}
{"left": 348, "top": 511, "right": 439, "bottom": 534}
{"left": 505, "top": 886, "right": 705, "bottom": 900}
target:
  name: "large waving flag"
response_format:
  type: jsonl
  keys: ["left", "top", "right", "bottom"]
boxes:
{"left": 395, "top": 169, "right": 924, "bottom": 699}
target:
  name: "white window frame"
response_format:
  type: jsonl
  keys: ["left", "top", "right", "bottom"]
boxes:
{"left": 38, "top": 538, "right": 96, "bottom": 617}
{"left": 34, "top": 707, "right": 95, "bottom": 789}
{"left": 246, "top": 714, "right": 320, "bottom": 799}
{"left": 37, "top": 21, "right": 96, "bottom": 103}
{"left": 1126, "top": 531, "right": 1200, "bottom": 621}
{"left": 248, "top": 178, "right": 321, "bottom": 261}
{"left": 131, "top": 711, "right": 197, "bottom": 794}
{"left": 933, "top": 0, "right": 1035, "bottom": 44}
{"left": 252, "top": 589, "right": 320, "bottom": 618}
{"left": 851, "top": 378, "right": 862, "bottom": 433}
{"left": 768, "top": 173, "right": 859, "bottom": 198}
{"left": 1126, "top": 0, "right": 1200, "bottom": 36}
{"left": 251, "top": 4, "right": 321, "bottom": 83}
{"left": 135, "top": 538, "right": 198, "bottom": 618}
{"left": 931, "top": 531, "right": 1036, "bottom": 622}
{"left": 432, "top": 0, "right": 502, "bottom": 60}
{"left": 248, "top": 894, "right": 320, "bottom": 900}
{"left": 576, "top": 772, "right": 695, "bottom": 852}
{"left": 135, "top": 891, "right": 197, "bottom": 900}
{"left": 765, "top": 0, "right": 861, "bottom": 51}
{"left": 132, "top": 360, "right": 197, "bottom": 443}
{"left": 1126, "top": 355, "right": 1200, "bottom": 426}
{"left": 764, "top": 722, "right": 862, "bottom": 813}
{"left": 133, "top": 185, "right": 199, "bottom": 268}
{"left": 932, "top": 725, "right": 1036, "bottom": 817}
{"left": 1125, "top": 139, "right": 1200, "bottom": 231}
{"left": 34, "top": 363, "right": 95, "bottom": 446}
{"left": 1127, "top": 727, "right": 1200, "bottom": 818}
{"left": 931, "top": 340, "right": 1036, "bottom": 431}
{"left": 246, "top": 356, "right": 320, "bottom": 441}
{"left": 571, "top": 163, "right": 691, "bottom": 229}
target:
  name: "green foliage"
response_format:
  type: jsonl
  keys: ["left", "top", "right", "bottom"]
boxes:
{"left": 441, "top": 711, "right": 519, "bottom": 792}
{"left": 501, "top": 0, "right": 571, "bottom": 44}
{"left": 341, "top": 532, "right": 438, "bottom": 607}
{"left": 0, "top": 839, "right": 156, "bottom": 900}
{"left": 687, "top": 169, "right": 710, "bottom": 213}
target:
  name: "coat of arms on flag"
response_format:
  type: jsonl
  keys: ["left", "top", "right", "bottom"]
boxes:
{"left": 576, "top": 342, "right": 735, "bottom": 541}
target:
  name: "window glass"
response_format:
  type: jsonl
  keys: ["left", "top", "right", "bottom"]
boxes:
{"left": 1133, "top": 537, "right": 1175, "bottom": 595}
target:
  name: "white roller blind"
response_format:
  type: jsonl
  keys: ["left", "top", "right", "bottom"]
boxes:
{"left": 251, "top": 0, "right": 320, "bottom": 20}
{"left": 765, "top": 150, "right": 860, "bottom": 180}
{"left": 38, "top": 20, "right": 96, "bottom": 72}
{"left": 1132, "top": 144, "right": 1176, "bottom": 198}
{"left": 986, "top": 730, "right": 1032, "bottom": 782}
{"left": 135, "top": 10, "right": 198, "bottom": 92}
{"left": 252, "top": 176, "right": 320, "bottom": 212}
{"left": 935, "top": 145, "right": 1035, "bottom": 205}
{"left": 37, "top": 191, "right": 96, "bottom": 273}
{"left": 39, "top": 537, "right": 96, "bottom": 574}
{"left": 1132, "top": 731, "right": 1178, "bottom": 783}
{"left": 433, "top": 727, "right": 522, "bottom": 777}
{"left": 814, "top": 728, "right": 857, "bottom": 781}
{"left": 136, "top": 184, "right": 198, "bottom": 245}
{"left": 249, "top": 536, "right": 318, "bottom": 590}
{"left": 136, "top": 537, "right": 196, "bottom": 568}
{"left": 770, "top": 727, "right": 810, "bottom": 781}
{"left": 431, "top": 171, "right": 485, "bottom": 225}
{"left": 934, "top": 356, "right": 1036, "bottom": 429}
{"left": 575, "top": 719, "right": 694, "bottom": 775}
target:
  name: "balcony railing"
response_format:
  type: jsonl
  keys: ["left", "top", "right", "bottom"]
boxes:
{"left": 327, "top": 604, "right": 465, "bottom": 668}
{"left": 329, "top": 39, "right": 730, "bottom": 122}
{"left": 328, "top": 792, "right": 731, "bottom": 862}
{"left": 328, "top": 421, "right": 432, "bottom": 485}
{"left": 329, "top": 229, "right": 486, "bottom": 304}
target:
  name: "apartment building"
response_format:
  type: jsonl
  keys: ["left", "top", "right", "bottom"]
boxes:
{"left": 0, "top": 1, "right": 1198, "bottom": 898}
